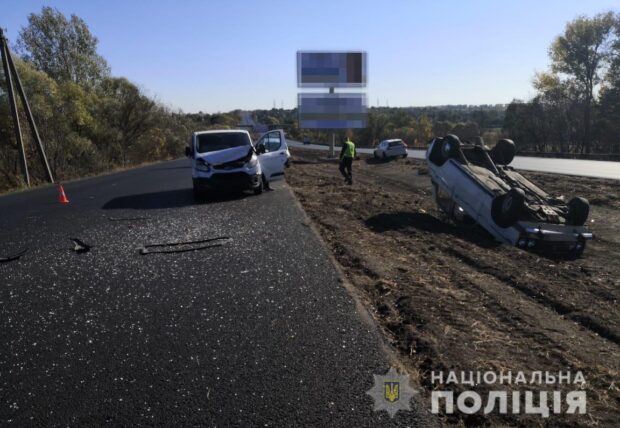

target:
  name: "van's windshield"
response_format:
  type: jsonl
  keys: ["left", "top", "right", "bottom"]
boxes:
{"left": 196, "top": 133, "right": 251, "bottom": 153}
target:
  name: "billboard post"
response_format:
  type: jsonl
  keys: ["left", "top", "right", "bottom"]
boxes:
{"left": 329, "top": 86, "right": 335, "bottom": 157}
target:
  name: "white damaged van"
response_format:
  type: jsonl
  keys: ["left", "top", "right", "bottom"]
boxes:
{"left": 186, "top": 129, "right": 290, "bottom": 199}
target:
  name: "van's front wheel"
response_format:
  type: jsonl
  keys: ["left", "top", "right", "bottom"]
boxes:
{"left": 193, "top": 180, "right": 206, "bottom": 201}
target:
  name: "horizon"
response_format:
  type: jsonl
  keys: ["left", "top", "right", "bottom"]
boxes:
{"left": 4, "top": 0, "right": 619, "bottom": 113}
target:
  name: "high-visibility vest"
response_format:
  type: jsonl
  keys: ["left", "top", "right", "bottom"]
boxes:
{"left": 342, "top": 140, "right": 356, "bottom": 158}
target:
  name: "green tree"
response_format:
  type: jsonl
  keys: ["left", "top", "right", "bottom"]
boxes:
{"left": 598, "top": 15, "right": 620, "bottom": 153}
{"left": 361, "top": 112, "right": 389, "bottom": 146}
{"left": 16, "top": 6, "right": 110, "bottom": 86}
{"left": 433, "top": 120, "right": 454, "bottom": 137}
{"left": 451, "top": 122, "right": 480, "bottom": 142}
{"left": 93, "top": 77, "right": 156, "bottom": 166}
{"left": 549, "top": 11, "right": 616, "bottom": 153}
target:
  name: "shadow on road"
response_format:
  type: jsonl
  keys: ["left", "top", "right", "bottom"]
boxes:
{"left": 151, "top": 165, "right": 191, "bottom": 171}
{"left": 365, "top": 211, "right": 499, "bottom": 248}
{"left": 102, "top": 188, "right": 247, "bottom": 210}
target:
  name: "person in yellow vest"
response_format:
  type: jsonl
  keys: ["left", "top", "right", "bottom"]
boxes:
{"left": 339, "top": 137, "right": 356, "bottom": 185}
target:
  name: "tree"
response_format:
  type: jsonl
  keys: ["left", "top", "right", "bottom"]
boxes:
{"left": 549, "top": 12, "right": 616, "bottom": 153}
{"left": 360, "top": 112, "right": 389, "bottom": 146}
{"left": 16, "top": 6, "right": 110, "bottom": 86}
{"left": 93, "top": 77, "right": 156, "bottom": 165}
{"left": 504, "top": 99, "right": 552, "bottom": 153}
{"left": 451, "top": 122, "right": 480, "bottom": 142}
{"left": 433, "top": 120, "right": 454, "bottom": 137}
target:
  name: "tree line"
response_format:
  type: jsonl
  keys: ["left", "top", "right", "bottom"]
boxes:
{"left": 254, "top": 105, "right": 505, "bottom": 149}
{"left": 504, "top": 12, "right": 620, "bottom": 156}
{"left": 0, "top": 7, "right": 205, "bottom": 192}
{"left": 1, "top": 8, "right": 618, "bottom": 192}
{"left": 262, "top": 12, "right": 620, "bottom": 156}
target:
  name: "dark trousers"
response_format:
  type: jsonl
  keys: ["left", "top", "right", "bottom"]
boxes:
{"left": 339, "top": 157, "right": 353, "bottom": 182}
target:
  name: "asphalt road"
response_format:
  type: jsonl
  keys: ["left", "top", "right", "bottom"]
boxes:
{"left": 288, "top": 140, "right": 620, "bottom": 180}
{"left": 0, "top": 160, "right": 433, "bottom": 426}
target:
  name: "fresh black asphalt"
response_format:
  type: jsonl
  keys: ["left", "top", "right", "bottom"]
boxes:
{"left": 0, "top": 159, "right": 433, "bottom": 426}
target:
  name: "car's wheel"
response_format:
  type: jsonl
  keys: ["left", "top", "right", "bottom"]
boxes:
{"left": 374, "top": 151, "right": 378, "bottom": 159}
{"left": 382, "top": 152, "right": 387, "bottom": 160}
{"left": 490, "top": 139, "right": 516, "bottom": 165}
{"left": 566, "top": 197, "right": 589, "bottom": 226}
{"left": 441, "top": 134, "right": 461, "bottom": 161}
{"left": 491, "top": 188, "right": 525, "bottom": 227}
{"left": 402, "top": 154, "right": 407, "bottom": 159}
{"left": 193, "top": 182, "right": 206, "bottom": 201}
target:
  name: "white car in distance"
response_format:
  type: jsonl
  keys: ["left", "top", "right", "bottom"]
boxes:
{"left": 373, "top": 139, "right": 408, "bottom": 159}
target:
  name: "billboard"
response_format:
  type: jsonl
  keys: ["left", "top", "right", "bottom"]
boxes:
{"left": 298, "top": 93, "right": 367, "bottom": 129}
{"left": 297, "top": 51, "right": 367, "bottom": 88}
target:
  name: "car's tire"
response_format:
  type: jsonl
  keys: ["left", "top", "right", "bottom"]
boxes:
{"left": 490, "top": 139, "right": 516, "bottom": 165}
{"left": 253, "top": 177, "right": 264, "bottom": 195}
{"left": 428, "top": 137, "right": 446, "bottom": 166}
{"left": 402, "top": 154, "right": 407, "bottom": 159}
{"left": 382, "top": 152, "right": 387, "bottom": 160}
{"left": 491, "top": 188, "right": 525, "bottom": 227}
{"left": 193, "top": 183, "right": 206, "bottom": 201}
{"left": 566, "top": 197, "right": 589, "bottom": 226}
{"left": 441, "top": 134, "right": 461, "bottom": 161}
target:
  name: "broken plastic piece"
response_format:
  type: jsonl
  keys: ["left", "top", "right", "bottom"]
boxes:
{"left": 138, "top": 236, "right": 231, "bottom": 255}
{"left": 107, "top": 216, "right": 150, "bottom": 222}
{"left": 0, "top": 248, "right": 27, "bottom": 263}
{"left": 70, "top": 238, "right": 92, "bottom": 253}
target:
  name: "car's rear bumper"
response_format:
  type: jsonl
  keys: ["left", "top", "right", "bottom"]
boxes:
{"left": 194, "top": 173, "right": 261, "bottom": 191}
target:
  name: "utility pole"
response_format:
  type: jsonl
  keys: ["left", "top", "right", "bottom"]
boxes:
{"left": 0, "top": 28, "right": 54, "bottom": 185}
{"left": 1, "top": 28, "right": 29, "bottom": 186}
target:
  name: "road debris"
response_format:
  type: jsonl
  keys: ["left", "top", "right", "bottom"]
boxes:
{"left": 138, "top": 236, "right": 231, "bottom": 255}
{"left": 70, "top": 238, "right": 92, "bottom": 253}
{"left": 0, "top": 248, "right": 27, "bottom": 263}
{"left": 107, "top": 216, "right": 150, "bottom": 222}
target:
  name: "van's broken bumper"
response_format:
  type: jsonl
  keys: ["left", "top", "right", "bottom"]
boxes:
{"left": 194, "top": 173, "right": 260, "bottom": 191}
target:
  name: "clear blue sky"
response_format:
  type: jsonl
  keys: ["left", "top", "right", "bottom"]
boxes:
{"left": 3, "top": 0, "right": 618, "bottom": 113}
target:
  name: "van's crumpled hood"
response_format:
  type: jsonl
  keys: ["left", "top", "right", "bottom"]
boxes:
{"left": 197, "top": 145, "right": 253, "bottom": 165}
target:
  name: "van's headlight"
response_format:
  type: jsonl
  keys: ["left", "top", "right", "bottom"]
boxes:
{"left": 246, "top": 154, "right": 258, "bottom": 168}
{"left": 196, "top": 159, "right": 211, "bottom": 172}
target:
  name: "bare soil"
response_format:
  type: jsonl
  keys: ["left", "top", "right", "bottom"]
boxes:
{"left": 287, "top": 148, "right": 619, "bottom": 427}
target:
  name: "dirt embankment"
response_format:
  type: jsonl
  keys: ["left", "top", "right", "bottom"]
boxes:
{"left": 287, "top": 148, "right": 619, "bottom": 427}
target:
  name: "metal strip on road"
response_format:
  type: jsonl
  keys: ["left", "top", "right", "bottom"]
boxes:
{"left": 288, "top": 140, "right": 620, "bottom": 180}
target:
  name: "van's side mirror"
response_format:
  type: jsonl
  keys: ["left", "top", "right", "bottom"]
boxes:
{"left": 256, "top": 144, "right": 266, "bottom": 155}
{"left": 185, "top": 147, "right": 192, "bottom": 158}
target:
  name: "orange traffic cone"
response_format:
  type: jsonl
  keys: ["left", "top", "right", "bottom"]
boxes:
{"left": 58, "top": 184, "right": 69, "bottom": 205}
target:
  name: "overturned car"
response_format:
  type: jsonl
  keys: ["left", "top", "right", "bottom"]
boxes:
{"left": 426, "top": 134, "right": 593, "bottom": 256}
